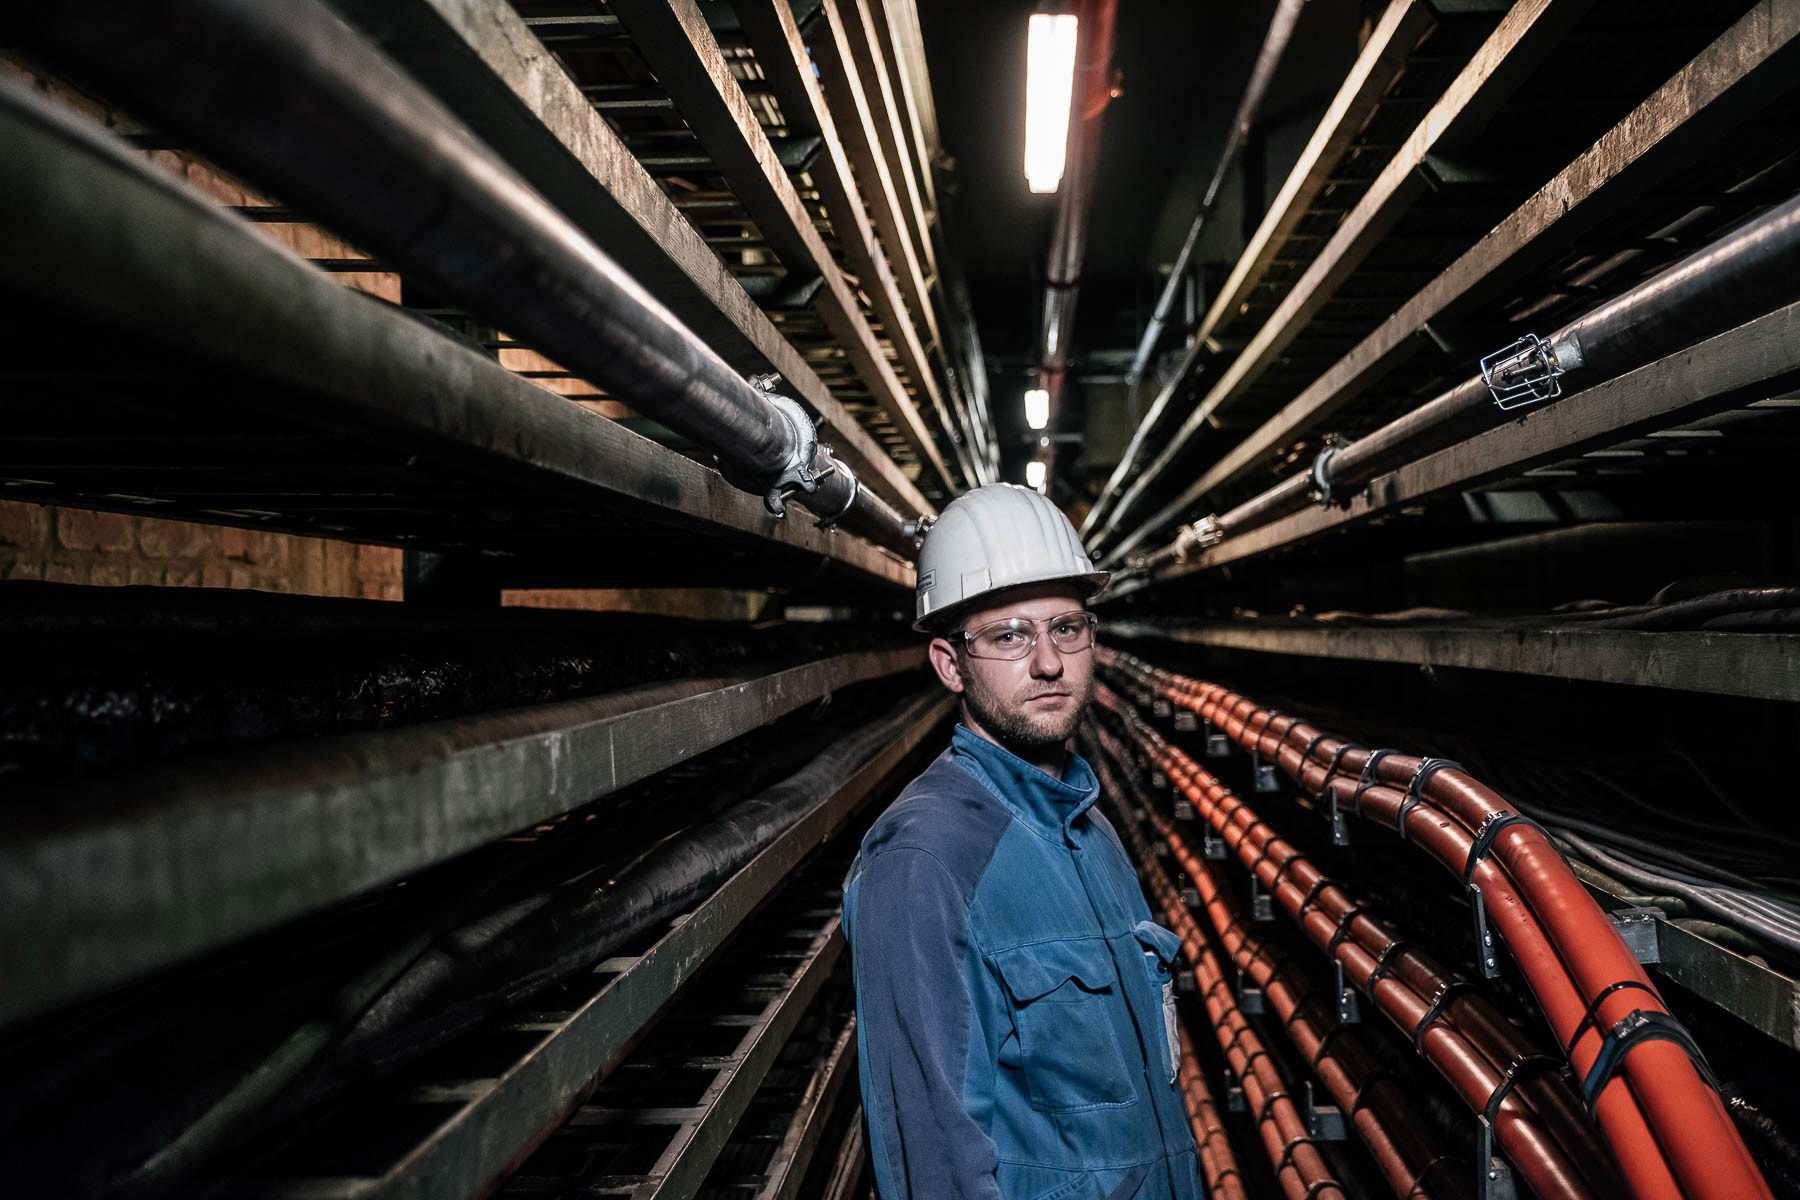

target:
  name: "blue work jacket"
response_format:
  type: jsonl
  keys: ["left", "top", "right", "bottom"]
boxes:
{"left": 843, "top": 724, "right": 1201, "bottom": 1200}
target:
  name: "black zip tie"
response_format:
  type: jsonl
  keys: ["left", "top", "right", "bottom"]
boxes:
{"left": 1365, "top": 940, "right": 1411, "bottom": 989}
{"left": 1358, "top": 748, "right": 1398, "bottom": 789}
{"left": 1579, "top": 1009, "right": 1717, "bottom": 1108}
{"left": 1246, "top": 837, "right": 1278, "bottom": 880}
{"left": 1563, "top": 979, "right": 1662, "bottom": 1058}
{"left": 1396, "top": 758, "right": 1461, "bottom": 842}
{"left": 1483, "top": 1053, "right": 1562, "bottom": 1127}
{"left": 1270, "top": 852, "right": 1305, "bottom": 893}
{"left": 1462, "top": 811, "right": 1550, "bottom": 887}
{"left": 1302, "top": 1182, "right": 1342, "bottom": 1200}
{"left": 1409, "top": 1154, "right": 1462, "bottom": 1197}
{"left": 1413, "top": 980, "right": 1474, "bottom": 1054}
{"left": 1298, "top": 877, "right": 1331, "bottom": 919}
{"left": 1256, "top": 1087, "right": 1292, "bottom": 1126}
{"left": 1275, "top": 1131, "right": 1314, "bottom": 1175}
{"left": 1327, "top": 905, "right": 1369, "bottom": 956}
{"left": 1317, "top": 740, "right": 1365, "bottom": 797}
{"left": 1348, "top": 776, "right": 1382, "bottom": 818}
{"left": 1301, "top": 731, "right": 1329, "bottom": 765}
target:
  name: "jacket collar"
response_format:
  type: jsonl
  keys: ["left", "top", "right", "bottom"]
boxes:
{"left": 951, "top": 723, "right": 1100, "bottom": 842}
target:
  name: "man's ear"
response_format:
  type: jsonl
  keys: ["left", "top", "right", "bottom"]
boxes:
{"left": 927, "top": 636, "right": 965, "bottom": 694}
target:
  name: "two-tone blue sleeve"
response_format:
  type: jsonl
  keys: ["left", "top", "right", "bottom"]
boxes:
{"left": 849, "top": 847, "right": 1000, "bottom": 1200}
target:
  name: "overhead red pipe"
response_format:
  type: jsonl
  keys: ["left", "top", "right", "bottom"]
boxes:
{"left": 1099, "top": 648, "right": 1772, "bottom": 1200}
{"left": 1089, "top": 706, "right": 1622, "bottom": 1200}
{"left": 1087, "top": 732, "right": 1468, "bottom": 1200}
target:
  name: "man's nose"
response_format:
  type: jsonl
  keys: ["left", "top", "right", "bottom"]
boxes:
{"left": 1029, "top": 631, "right": 1064, "bottom": 678}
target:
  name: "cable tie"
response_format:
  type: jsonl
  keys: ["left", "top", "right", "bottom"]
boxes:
{"left": 1275, "top": 1131, "right": 1314, "bottom": 1176}
{"left": 1298, "top": 878, "right": 1331, "bottom": 919}
{"left": 1245, "top": 837, "right": 1278, "bottom": 881}
{"left": 1270, "top": 852, "right": 1305, "bottom": 894}
{"left": 1256, "top": 1088, "right": 1292, "bottom": 1126}
{"left": 1326, "top": 905, "right": 1369, "bottom": 956}
{"left": 1579, "top": 1009, "right": 1717, "bottom": 1108}
{"left": 1302, "top": 1182, "right": 1342, "bottom": 1200}
{"left": 1412, "top": 980, "right": 1474, "bottom": 1055}
{"left": 1461, "top": 811, "right": 1550, "bottom": 887}
{"left": 1562, "top": 978, "right": 1662, "bottom": 1058}
{"left": 1396, "top": 758, "right": 1461, "bottom": 843}
{"left": 1358, "top": 748, "right": 1398, "bottom": 788}
{"left": 1364, "top": 940, "right": 1410, "bottom": 991}
{"left": 1301, "top": 731, "right": 1329, "bottom": 764}
{"left": 1317, "top": 740, "right": 1365, "bottom": 797}
{"left": 1483, "top": 1053, "right": 1562, "bottom": 1128}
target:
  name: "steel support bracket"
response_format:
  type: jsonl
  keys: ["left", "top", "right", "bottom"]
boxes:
{"left": 1334, "top": 960, "right": 1361, "bottom": 1024}
{"left": 1173, "top": 794, "right": 1197, "bottom": 822}
{"left": 1248, "top": 874, "right": 1275, "bottom": 923}
{"left": 1250, "top": 749, "right": 1278, "bottom": 793}
{"left": 1236, "top": 969, "right": 1266, "bottom": 1015}
{"left": 1470, "top": 882, "right": 1501, "bottom": 980}
{"left": 1303, "top": 1082, "right": 1346, "bottom": 1141}
{"left": 1477, "top": 1115, "right": 1518, "bottom": 1200}
{"left": 1173, "top": 710, "right": 1198, "bottom": 732}
{"left": 1203, "top": 830, "right": 1228, "bottom": 861}
{"left": 1204, "top": 723, "right": 1230, "bottom": 758}
{"left": 1611, "top": 908, "right": 1663, "bottom": 965}
{"left": 1326, "top": 789, "right": 1350, "bottom": 847}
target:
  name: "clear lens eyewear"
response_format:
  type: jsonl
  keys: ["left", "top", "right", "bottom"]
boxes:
{"left": 954, "top": 611, "right": 1098, "bottom": 660}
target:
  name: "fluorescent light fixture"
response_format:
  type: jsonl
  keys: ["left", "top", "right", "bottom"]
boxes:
{"left": 1026, "top": 460, "right": 1048, "bottom": 492}
{"left": 1025, "top": 13, "right": 1079, "bottom": 193}
{"left": 1024, "top": 387, "right": 1050, "bottom": 430}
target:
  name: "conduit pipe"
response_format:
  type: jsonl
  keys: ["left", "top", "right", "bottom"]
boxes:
{"left": 1175, "top": 1025, "right": 1247, "bottom": 1200}
{"left": 1089, "top": 705, "right": 1621, "bottom": 1200}
{"left": 1082, "top": 753, "right": 1351, "bottom": 1200}
{"left": 1100, "top": 648, "right": 1773, "bottom": 1200}
{"left": 1034, "top": 0, "right": 1117, "bottom": 474}
{"left": 1085, "top": 732, "right": 1468, "bottom": 1200}
{"left": 13, "top": 0, "right": 919, "bottom": 558}
{"left": 1120, "top": 191, "right": 1800, "bottom": 571}
{"left": 1086, "top": 0, "right": 1308, "bottom": 539}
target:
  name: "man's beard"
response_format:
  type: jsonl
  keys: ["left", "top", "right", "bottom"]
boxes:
{"left": 961, "top": 666, "right": 1093, "bottom": 754}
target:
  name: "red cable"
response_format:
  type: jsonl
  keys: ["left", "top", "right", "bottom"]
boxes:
{"left": 1099, "top": 648, "right": 1771, "bottom": 1200}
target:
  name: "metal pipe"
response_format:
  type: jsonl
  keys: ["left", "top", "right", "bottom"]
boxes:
{"left": 1034, "top": 0, "right": 1117, "bottom": 476}
{"left": 1156, "top": 192, "right": 1800, "bottom": 563}
{"left": 1087, "top": 0, "right": 1306, "bottom": 537}
{"left": 14, "top": 0, "right": 917, "bottom": 557}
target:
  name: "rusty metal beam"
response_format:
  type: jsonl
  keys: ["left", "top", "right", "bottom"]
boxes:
{"left": 331, "top": 0, "right": 932, "bottom": 518}
{"left": 608, "top": 0, "right": 963, "bottom": 494}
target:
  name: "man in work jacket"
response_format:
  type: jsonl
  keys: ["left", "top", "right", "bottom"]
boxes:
{"left": 844, "top": 483, "right": 1201, "bottom": 1200}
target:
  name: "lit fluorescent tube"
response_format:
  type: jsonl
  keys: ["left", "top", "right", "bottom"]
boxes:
{"left": 1025, "top": 13, "right": 1079, "bottom": 193}
{"left": 1024, "top": 387, "right": 1050, "bottom": 430}
{"left": 1026, "top": 460, "right": 1048, "bottom": 492}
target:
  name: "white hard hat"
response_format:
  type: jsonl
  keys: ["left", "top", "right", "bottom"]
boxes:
{"left": 914, "top": 483, "right": 1109, "bottom": 630}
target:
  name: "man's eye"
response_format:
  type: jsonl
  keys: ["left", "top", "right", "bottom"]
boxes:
{"left": 991, "top": 630, "right": 1022, "bottom": 644}
{"left": 1052, "top": 621, "right": 1079, "bottom": 637}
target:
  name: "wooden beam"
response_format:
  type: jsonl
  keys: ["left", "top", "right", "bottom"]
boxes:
{"left": 1086, "top": 0, "right": 1434, "bottom": 540}
{"left": 609, "top": 0, "right": 962, "bottom": 493}
{"left": 1109, "top": 620, "right": 1800, "bottom": 703}
{"left": 1096, "top": 0, "right": 1595, "bottom": 556}
{"left": 1181, "top": 0, "right": 1800, "bottom": 508}
{"left": 1142, "top": 299, "right": 1800, "bottom": 581}
{"left": 736, "top": 0, "right": 977, "bottom": 488}
{"left": 840, "top": 0, "right": 940, "bottom": 291}
{"left": 340, "top": 0, "right": 934, "bottom": 517}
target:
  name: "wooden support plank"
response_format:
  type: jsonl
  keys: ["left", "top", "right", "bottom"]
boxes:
{"left": 1095, "top": 0, "right": 1595, "bottom": 556}
{"left": 608, "top": 0, "right": 961, "bottom": 494}
{"left": 1180, "top": 0, "right": 1800, "bottom": 509}
{"left": 866, "top": 0, "right": 939, "bottom": 221}
{"left": 336, "top": 0, "right": 932, "bottom": 517}
{"left": 812, "top": 0, "right": 940, "bottom": 354}
{"left": 735, "top": 0, "right": 976, "bottom": 489}
{"left": 1108, "top": 619, "right": 1800, "bottom": 703}
{"left": 1137, "top": 299, "right": 1800, "bottom": 583}
{"left": 839, "top": 0, "right": 940, "bottom": 291}
{"left": 1085, "top": 0, "right": 1435, "bottom": 540}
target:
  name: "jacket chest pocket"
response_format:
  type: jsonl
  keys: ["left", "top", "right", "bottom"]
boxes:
{"left": 991, "top": 940, "right": 1136, "bottom": 1113}
{"left": 1133, "top": 920, "right": 1184, "bottom": 1086}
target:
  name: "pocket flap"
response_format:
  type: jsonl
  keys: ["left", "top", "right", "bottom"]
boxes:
{"left": 992, "top": 939, "right": 1116, "bottom": 1003}
{"left": 1132, "top": 919, "right": 1185, "bottom": 966}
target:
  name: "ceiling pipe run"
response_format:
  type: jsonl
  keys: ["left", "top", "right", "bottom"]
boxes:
{"left": 13, "top": 0, "right": 919, "bottom": 560}
{"left": 1033, "top": 0, "right": 1118, "bottom": 491}
{"left": 1082, "top": 0, "right": 1307, "bottom": 539}
{"left": 1115, "top": 190, "right": 1800, "bottom": 573}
